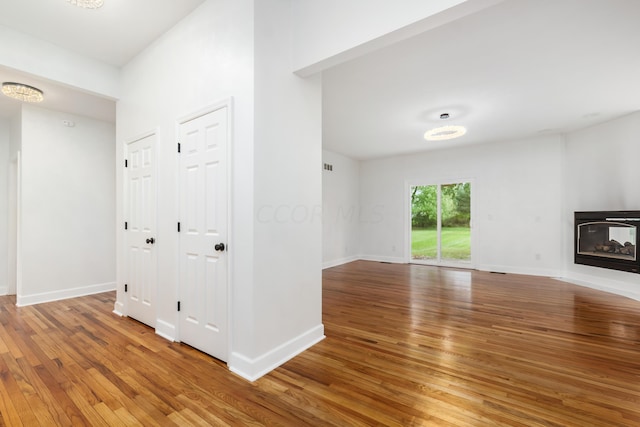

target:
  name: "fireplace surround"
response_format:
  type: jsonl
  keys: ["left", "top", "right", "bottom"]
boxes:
{"left": 575, "top": 211, "right": 639, "bottom": 274}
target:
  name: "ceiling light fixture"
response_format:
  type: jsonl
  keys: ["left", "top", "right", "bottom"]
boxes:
{"left": 2, "top": 82, "right": 44, "bottom": 103}
{"left": 423, "top": 112, "right": 466, "bottom": 141}
{"left": 424, "top": 125, "right": 467, "bottom": 141}
{"left": 66, "top": 0, "right": 104, "bottom": 9}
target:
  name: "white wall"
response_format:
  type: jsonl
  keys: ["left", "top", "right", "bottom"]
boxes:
{"left": 9, "top": 112, "right": 21, "bottom": 156}
{"left": 116, "top": 0, "right": 323, "bottom": 381}
{"left": 0, "top": 119, "right": 9, "bottom": 293}
{"left": 358, "top": 135, "right": 565, "bottom": 276}
{"left": 7, "top": 112, "right": 21, "bottom": 296}
{"left": 0, "top": 25, "right": 119, "bottom": 99}
{"left": 115, "top": 0, "right": 255, "bottom": 337}
{"left": 322, "top": 149, "right": 360, "bottom": 268}
{"left": 292, "top": 0, "right": 505, "bottom": 75}
{"left": 19, "top": 105, "right": 115, "bottom": 305}
{"left": 243, "top": 0, "right": 324, "bottom": 380}
{"left": 564, "top": 111, "right": 640, "bottom": 300}
{"left": 324, "top": 115, "right": 640, "bottom": 302}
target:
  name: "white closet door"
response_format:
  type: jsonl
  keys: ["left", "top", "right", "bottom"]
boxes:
{"left": 178, "top": 107, "right": 229, "bottom": 361}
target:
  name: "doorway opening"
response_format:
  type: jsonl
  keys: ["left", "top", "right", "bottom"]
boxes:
{"left": 410, "top": 182, "right": 472, "bottom": 267}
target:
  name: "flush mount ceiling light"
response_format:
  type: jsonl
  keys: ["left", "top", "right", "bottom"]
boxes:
{"left": 2, "top": 82, "right": 44, "bottom": 103}
{"left": 424, "top": 111, "right": 467, "bottom": 141}
{"left": 67, "top": 0, "right": 104, "bottom": 9}
{"left": 424, "top": 125, "right": 467, "bottom": 141}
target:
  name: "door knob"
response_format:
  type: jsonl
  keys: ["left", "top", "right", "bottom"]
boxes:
{"left": 214, "top": 243, "right": 226, "bottom": 252}
{"left": 146, "top": 237, "right": 155, "bottom": 244}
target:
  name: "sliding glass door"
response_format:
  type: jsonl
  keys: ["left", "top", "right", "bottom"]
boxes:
{"left": 410, "top": 182, "right": 472, "bottom": 266}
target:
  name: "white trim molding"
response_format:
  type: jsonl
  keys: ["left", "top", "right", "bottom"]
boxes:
{"left": 17, "top": 281, "right": 116, "bottom": 307}
{"left": 477, "top": 264, "right": 563, "bottom": 278}
{"left": 229, "top": 324, "right": 325, "bottom": 382}
{"left": 358, "top": 255, "right": 405, "bottom": 264}
{"left": 323, "top": 255, "right": 359, "bottom": 269}
{"left": 558, "top": 274, "right": 640, "bottom": 302}
{"left": 155, "top": 320, "right": 177, "bottom": 342}
{"left": 112, "top": 300, "right": 125, "bottom": 317}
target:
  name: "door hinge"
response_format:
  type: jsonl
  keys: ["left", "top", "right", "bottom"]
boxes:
{"left": 125, "top": 159, "right": 128, "bottom": 168}
{"left": 124, "top": 222, "right": 128, "bottom": 230}
{"left": 177, "top": 222, "right": 181, "bottom": 232}
{"left": 177, "top": 301, "right": 181, "bottom": 312}
{"left": 177, "top": 142, "right": 181, "bottom": 153}
{"left": 124, "top": 284, "right": 128, "bottom": 292}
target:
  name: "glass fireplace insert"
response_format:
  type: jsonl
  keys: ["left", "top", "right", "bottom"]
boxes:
{"left": 575, "top": 211, "right": 639, "bottom": 274}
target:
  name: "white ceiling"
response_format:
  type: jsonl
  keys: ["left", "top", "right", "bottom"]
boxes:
{"left": 0, "top": 0, "right": 206, "bottom": 67}
{"left": 1, "top": 0, "right": 638, "bottom": 159}
{"left": 323, "top": 0, "right": 640, "bottom": 159}
{"left": 0, "top": 0, "right": 206, "bottom": 122}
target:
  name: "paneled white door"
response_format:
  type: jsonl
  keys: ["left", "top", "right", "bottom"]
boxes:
{"left": 125, "top": 134, "right": 157, "bottom": 327}
{"left": 178, "top": 107, "right": 229, "bottom": 361}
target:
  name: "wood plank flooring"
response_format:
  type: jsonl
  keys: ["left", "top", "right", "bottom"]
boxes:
{"left": 1, "top": 260, "right": 639, "bottom": 426}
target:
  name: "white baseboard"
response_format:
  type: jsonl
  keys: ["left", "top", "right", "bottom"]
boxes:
{"left": 558, "top": 273, "right": 640, "bottom": 302}
{"left": 112, "top": 300, "right": 125, "bottom": 317}
{"left": 358, "top": 255, "right": 405, "bottom": 264}
{"left": 0, "top": 286, "right": 7, "bottom": 296}
{"left": 229, "top": 324, "right": 325, "bottom": 382}
{"left": 16, "top": 282, "right": 116, "bottom": 307}
{"left": 112, "top": 302, "right": 176, "bottom": 342}
{"left": 477, "top": 264, "right": 562, "bottom": 278}
{"left": 155, "top": 319, "right": 177, "bottom": 342}
{"left": 348, "top": 258, "right": 640, "bottom": 302}
{"left": 323, "top": 255, "right": 359, "bottom": 269}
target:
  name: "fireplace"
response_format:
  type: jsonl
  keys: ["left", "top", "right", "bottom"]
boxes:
{"left": 575, "top": 211, "right": 639, "bottom": 274}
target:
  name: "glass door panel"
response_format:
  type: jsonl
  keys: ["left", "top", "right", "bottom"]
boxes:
{"left": 410, "top": 185, "right": 437, "bottom": 261}
{"left": 411, "top": 182, "right": 471, "bottom": 266}
{"left": 441, "top": 183, "right": 471, "bottom": 263}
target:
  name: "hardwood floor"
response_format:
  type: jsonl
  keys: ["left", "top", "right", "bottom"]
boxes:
{"left": 1, "top": 261, "right": 639, "bottom": 426}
